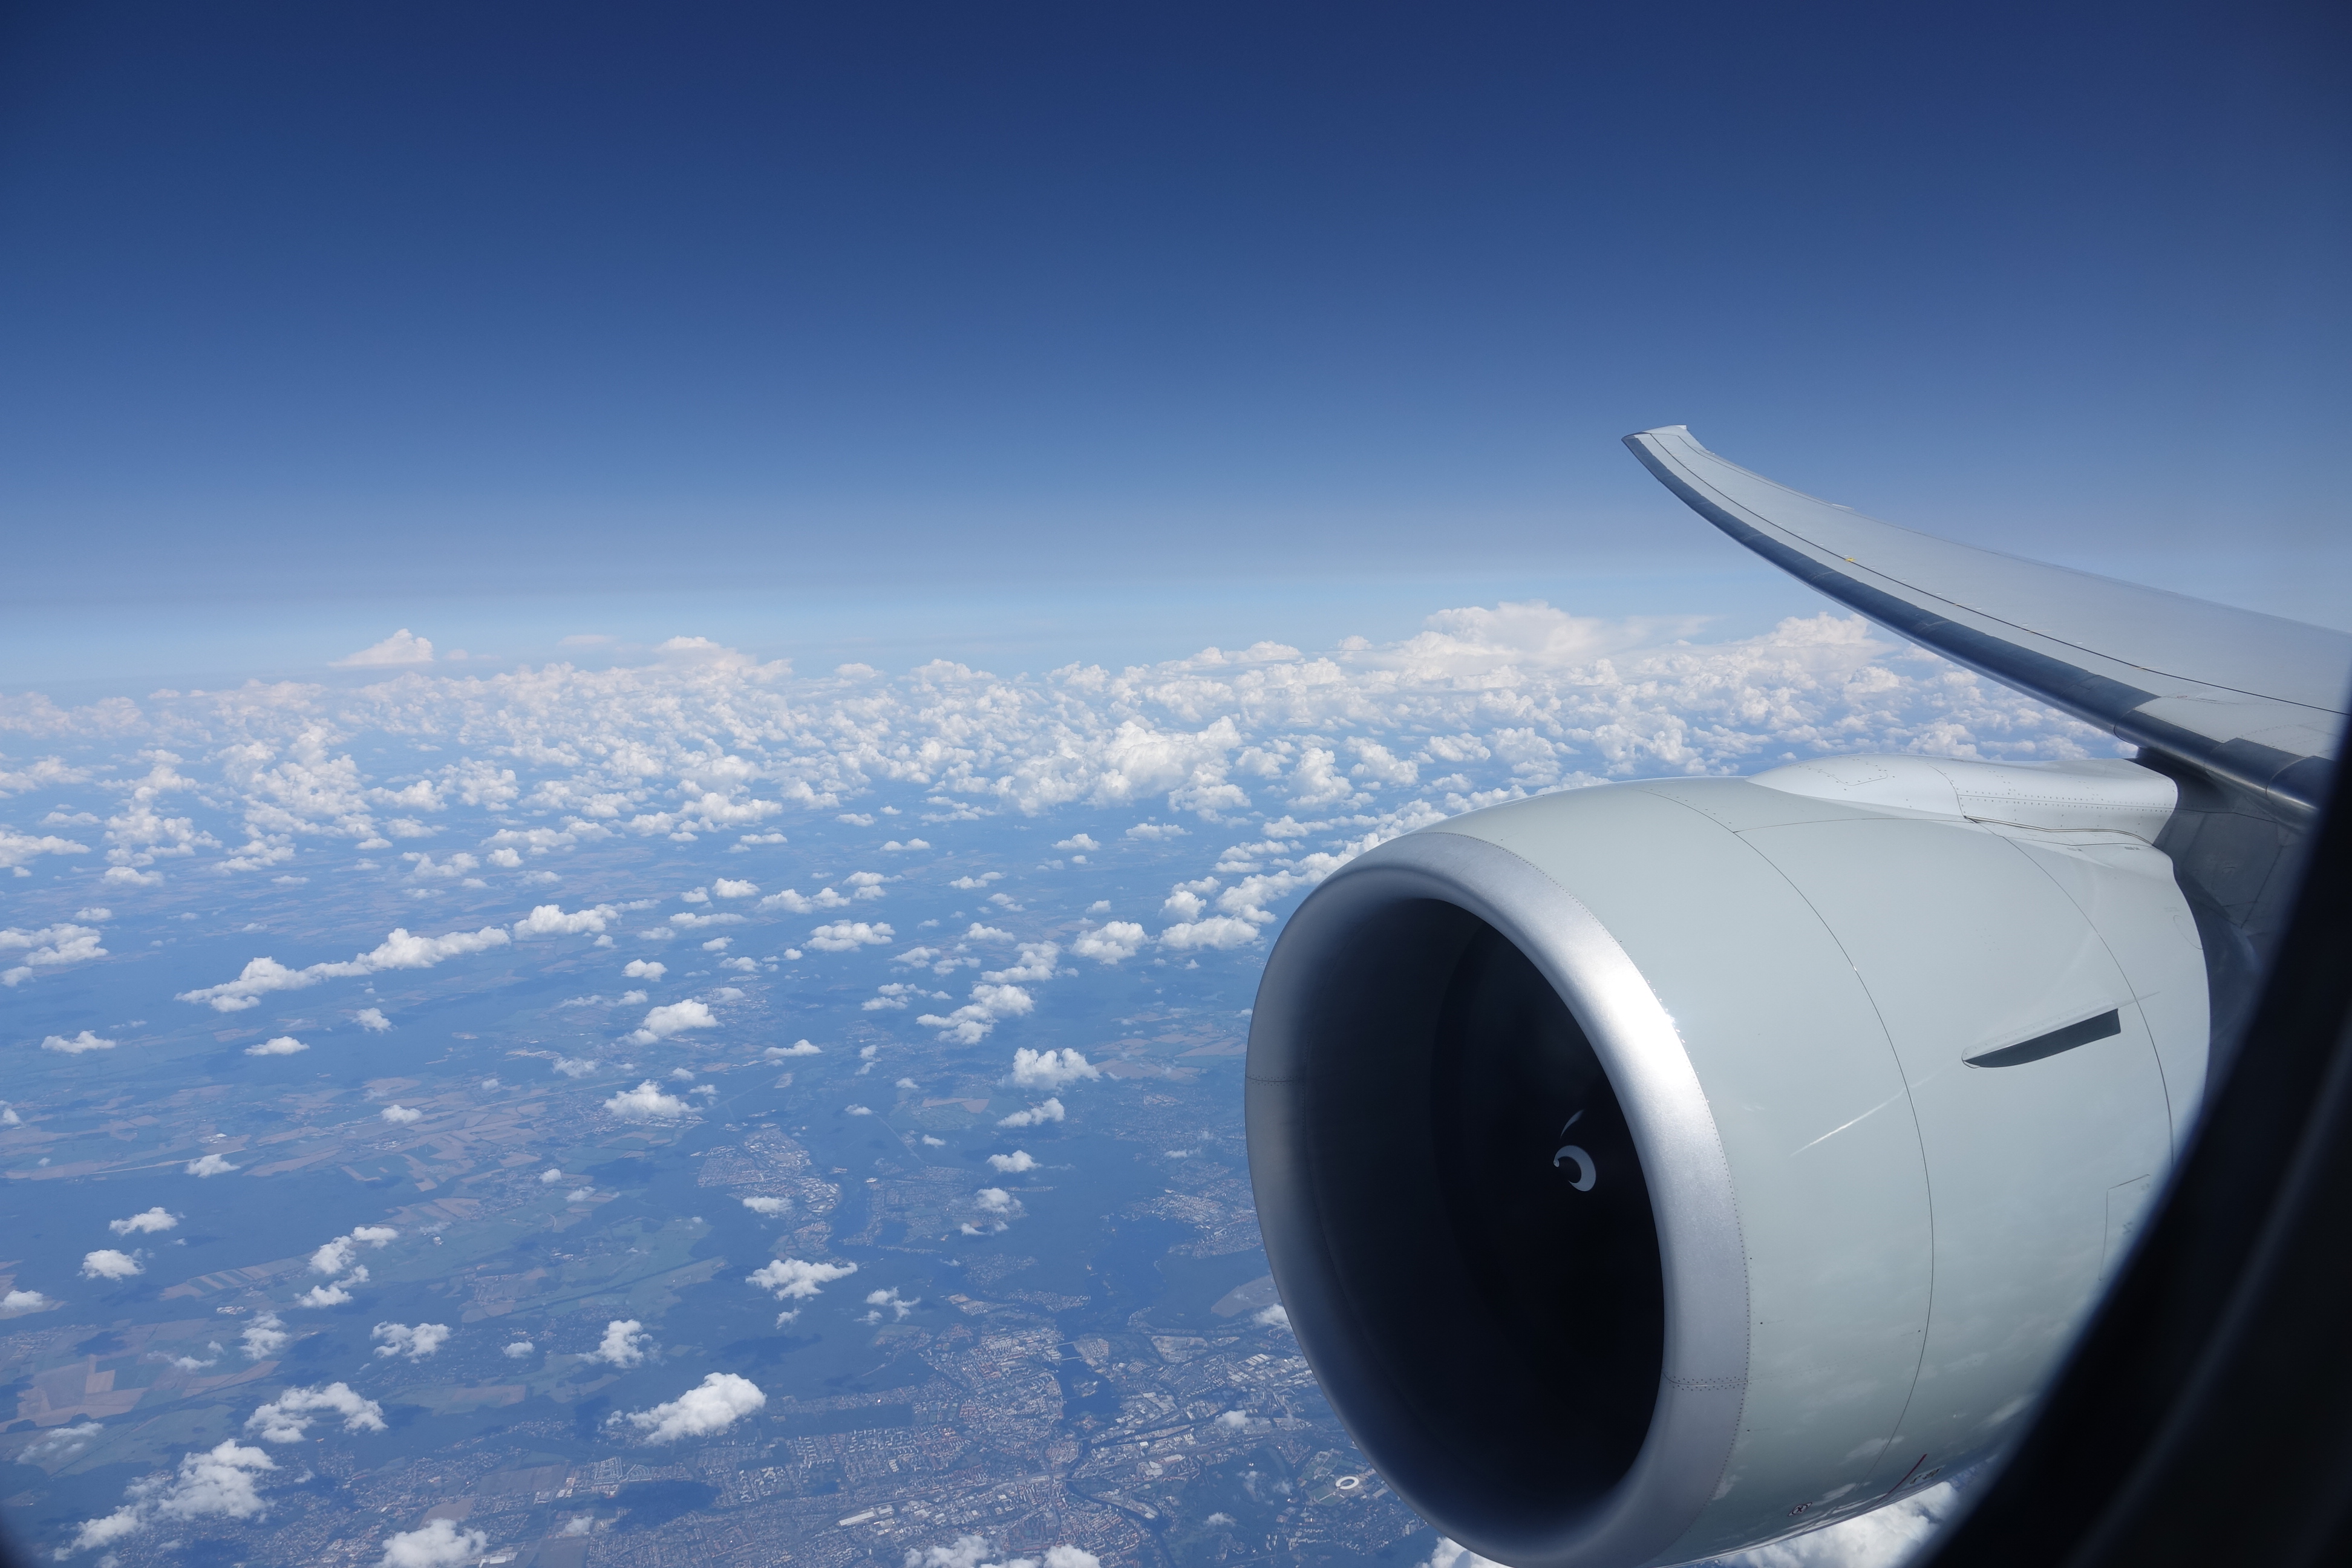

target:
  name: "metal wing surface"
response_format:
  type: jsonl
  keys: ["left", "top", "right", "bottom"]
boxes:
{"left": 1624, "top": 425, "right": 2349, "bottom": 815}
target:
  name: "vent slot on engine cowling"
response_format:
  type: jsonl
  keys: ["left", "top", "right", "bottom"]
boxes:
{"left": 1281, "top": 898, "right": 1664, "bottom": 1537}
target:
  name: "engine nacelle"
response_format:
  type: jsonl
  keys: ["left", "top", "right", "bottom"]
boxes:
{"left": 1246, "top": 755, "right": 2207, "bottom": 1566}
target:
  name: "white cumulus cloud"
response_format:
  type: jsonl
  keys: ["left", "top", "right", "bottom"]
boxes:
{"left": 1711, "top": 1483, "right": 1965, "bottom": 1568}
{"left": 379, "top": 1517, "right": 489, "bottom": 1568}
{"left": 808, "top": 920, "right": 894, "bottom": 952}
{"left": 333, "top": 629, "right": 435, "bottom": 667}
{"left": 80, "top": 1249, "right": 143, "bottom": 1280}
{"left": 982, "top": 941, "right": 1060, "bottom": 983}
{"left": 42, "top": 1030, "right": 115, "bottom": 1054}
{"left": 627, "top": 998, "right": 716, "bottom": 1042}
{"left": 1071, "top": 921, "right": 1146, "bottom": 963}
{"left": 997, "top": 1097, "right": 1066, "bottom": 1128}
{"left": 247, "top": 1382, "right": 387, "bottom": 1442}
{"left": 22, "top": 1420, "right": 101, "bottom": 1464}
{"left": 245, "top": 1034, "right": 307, "bottom": 1056}
{"left": 605, "top": 1080, "right": 690, "bottom": 1120}
{"left": 109, "top": 1207, "right": 179, "bottom": 1236}
{"left": 747, "top": 1256, "right": 857, "bottom": 1301}
{"left": 919, "top": 982, "right": 1034, "bottom": 1045}
{"left": 297, "top": 1277, "right": 361, "bottom": 1308}
{"left": 863, "top": 1287, "right": 920, "bottom": 1324}
{"left": 0, "top": 830, "right": 90, "bottom": 871}
{"left": 759, "top": 886, "right": 848, "bottom": 912}
{"left": 241, "top": 1312, "right": 289, "bottom": 1360}
{"left": 67, "top": 1439, "right": 276, "bottom": 1553}
{"left": 177, "top": 924, "right": 512, "bottom": 1012}
{"left": 620, "top": 1371, "right": 766, "bottom": 1443}
{"left": 1158, "top": 915, "right": 1263, "bottom": 951}
{"left": 3, "top": 923, "right": 107, "bottom": 986}
{"left": 309, "top": 1226, "right": 397, "bottom": 1278}
{"left": 589, "top": 1318, "right": 652, "bottom": 1367}
{"left": 186, "top": 1152, "right": 240, "bottom": 1177}
{"left": 904, "top": 1536, "right": 1100, "bottom": 1568}
{"left": 1007, "top": 1047, "right": 1099, "bottom": 1090}
{"left": 512, "top": 901, "right": 617, "bottom": 937}
{"left": 371, "top": 1321, "right": 451, "bottom": 1361}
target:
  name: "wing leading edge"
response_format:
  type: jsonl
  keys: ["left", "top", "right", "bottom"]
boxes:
{"left": 1624, "top": 425, "right": 2348, "bottom": 817}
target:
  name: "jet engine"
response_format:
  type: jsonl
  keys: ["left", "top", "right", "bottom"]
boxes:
{"left": 1245, "top": 754, "right": 2208, "bottom": 1567}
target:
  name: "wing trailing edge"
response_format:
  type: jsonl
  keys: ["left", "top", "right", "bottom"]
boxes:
{"left": 1624, "top": 425, "right": 2348, "bottom": 816}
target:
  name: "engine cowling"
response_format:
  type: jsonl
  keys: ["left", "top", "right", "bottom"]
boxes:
{"left": 1245, "top": 755, "right": 2207, "bottom": 1567}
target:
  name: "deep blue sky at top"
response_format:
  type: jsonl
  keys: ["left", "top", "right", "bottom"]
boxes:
{"left": 2, "top": 1, "right": 2346, "bottom": 684}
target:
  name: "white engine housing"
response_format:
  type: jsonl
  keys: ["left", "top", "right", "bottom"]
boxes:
{"left": 1244, "top": 756, "right": 2206, "bottom": 1566}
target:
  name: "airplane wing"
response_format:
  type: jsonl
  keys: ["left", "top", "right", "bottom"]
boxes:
{"left": 1624, "top": 425, "right": 2350, "bottom": 816}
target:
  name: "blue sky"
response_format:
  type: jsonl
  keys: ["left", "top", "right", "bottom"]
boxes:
{"left": 2, "top": 0, "right": 2345, "bottom": 690}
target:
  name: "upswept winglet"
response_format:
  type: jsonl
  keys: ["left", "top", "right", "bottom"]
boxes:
{"left": 1624, "top": 425, "right": 2348, "bottom": 816}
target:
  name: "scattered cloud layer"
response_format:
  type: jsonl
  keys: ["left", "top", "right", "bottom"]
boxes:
{"left": 67, "top": 1439, "right": 276, "bottom": 1554}
{"left": 0, "top": 599, "right": 2060, "bottom": 1568}
{"left": 5, "top": 607, "right": 2101, "bottom": 935}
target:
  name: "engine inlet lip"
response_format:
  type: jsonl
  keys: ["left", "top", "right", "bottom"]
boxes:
{"left": 1247, "top": 827, "right": 1750, "bottom": 1568}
